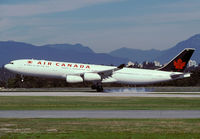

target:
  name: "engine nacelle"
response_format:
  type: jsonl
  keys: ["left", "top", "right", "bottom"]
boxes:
{"left": 66, "top": 75, "right": 83, "bottom": 83}
{"left": 84, "top": 73, "right": 101, "bottom": 81}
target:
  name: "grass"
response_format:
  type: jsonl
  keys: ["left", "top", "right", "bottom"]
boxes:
{"left": 0, "top": 96, "right": 200, "bottom": 110}
{"left": 0, "top": 118, "right": 200, "bottom": 139}
{"left": 1, "top": 96, "right": 200, "bottom": 138}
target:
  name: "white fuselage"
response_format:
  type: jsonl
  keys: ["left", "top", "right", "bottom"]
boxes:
{"left": 4, "top": 59, "right": 188, "bottom": 84}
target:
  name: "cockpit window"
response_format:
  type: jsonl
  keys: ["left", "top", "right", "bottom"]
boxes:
{"left": 9, "top": 62, "right": 14, "bottom": 64}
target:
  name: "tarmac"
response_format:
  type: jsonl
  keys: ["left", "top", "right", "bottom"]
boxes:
{"left": 1, "top": 90, "right": 200, "bottom": 118}
{"left": 1, "top": 91, "right": 200, "bottom": 97}
{"left": 0, "top": 110, "right": 200, "bottom": 118}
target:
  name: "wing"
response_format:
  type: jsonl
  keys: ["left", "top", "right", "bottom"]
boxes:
{"left": 96, "top": 64, "right": 125, "bottom": 79}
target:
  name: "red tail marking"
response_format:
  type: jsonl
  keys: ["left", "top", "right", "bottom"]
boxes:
{"left": 173, "top": 59, "right": 186, "bottom": 70}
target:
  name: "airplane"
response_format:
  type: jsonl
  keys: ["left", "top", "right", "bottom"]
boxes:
{"left": 4, "top": 48, "right": 195, "bottom": 92}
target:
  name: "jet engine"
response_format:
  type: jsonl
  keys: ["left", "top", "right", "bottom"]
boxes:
{"left": 84, "top": 73, "right": 101, "bottom": 81}
{"left": 66, "top": 75, "right": 83, "bottom": 83}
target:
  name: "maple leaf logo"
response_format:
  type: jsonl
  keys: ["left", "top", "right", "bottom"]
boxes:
{"left": 173, "top": 59, "right": 186, "bottom": 70}
{"left": 27, "top": 61, "right": 32, "bottom": 64}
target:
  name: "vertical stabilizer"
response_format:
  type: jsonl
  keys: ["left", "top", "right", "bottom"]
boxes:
{"left": 158, "top": 48, "right": 195, "bottom": 72}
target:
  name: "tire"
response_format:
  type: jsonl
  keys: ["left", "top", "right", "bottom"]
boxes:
{"left": 96, "top": 86, "right": 103, "bottom": 92}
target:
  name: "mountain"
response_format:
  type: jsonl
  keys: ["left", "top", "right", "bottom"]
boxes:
{"left": 110, "top": 48, "right": 161, "bottom": 63}
{"left": 0, "top": 41, "right": 128, "bottom": 66}
{"left": 43, "top": 43, "right": 94, "bottom": 53}
{"left": 155, "top": 34, "right": 200, "bottom": 63}
{"left": 1, "top": 34, "right": 200, "bottom": 67}
{"left": 110, "top": 34, "right": 200, "bottom": 64}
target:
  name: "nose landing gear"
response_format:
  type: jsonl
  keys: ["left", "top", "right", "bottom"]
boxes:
{"left": 21, "top": 75, "right": 24, "bottom": 82}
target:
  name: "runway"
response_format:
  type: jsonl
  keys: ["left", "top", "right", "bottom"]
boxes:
{"left": 1, "top": 91, "right": 200, "bottom": 119}
{"left": 0, "top": 110, "right": 200, "bottom": 118}
{"left": 1, "top": 91, "right": 200, "bottom": 97}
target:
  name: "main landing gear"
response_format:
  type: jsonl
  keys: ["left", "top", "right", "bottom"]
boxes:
{"left": 91, "top": 83, "right": 104, "bottom": 92}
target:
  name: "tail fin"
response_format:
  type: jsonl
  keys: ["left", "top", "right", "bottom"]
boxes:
{"left": 158, "top": 48, "right": 195, "bottom": 72}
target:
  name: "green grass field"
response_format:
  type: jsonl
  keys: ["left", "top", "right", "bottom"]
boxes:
{"left": 1, "top": 96, "right": 200, "bottom": 138}
{"left": 0, "top": 118, "right": 200, "bottom": 139}
{"left": 0, "top": 96, "right": 200, "bottom": 110}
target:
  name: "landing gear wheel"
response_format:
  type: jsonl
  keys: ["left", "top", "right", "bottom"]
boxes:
{"left": 91, "top": 84, "right": 104, "bottom": 92}
{"left": 96, "top": 86, "right": 104, "bottom": 92}
{"left": 91, "top": 85, "right": 96, "bottom": 90}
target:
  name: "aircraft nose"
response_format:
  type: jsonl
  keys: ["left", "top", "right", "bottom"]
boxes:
{"left": 4, "top": 64, "right": 11, "bottom": 70}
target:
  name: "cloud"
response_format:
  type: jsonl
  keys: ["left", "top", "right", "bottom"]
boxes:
{"left": 1, "top": 0, "right": 200, "bottom": 52}
{"left": 158, "top": 0, "right": 200, "bottom": 9}
{"left": 0, "top": 0, "right": 122, "bottom": 17}
{"left": 65, "top": 10, "right": 200, "bottom": 29}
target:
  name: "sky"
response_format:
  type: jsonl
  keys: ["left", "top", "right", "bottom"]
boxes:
{"left": 1, "top": 0, "right": 200, "bottom": 52}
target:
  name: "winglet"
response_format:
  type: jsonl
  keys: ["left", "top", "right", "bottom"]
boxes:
{"left": 117, "top": 64, "right": 126, "bottom": 69}
{"left": 158, "top": 48, "right": 195, "bottom": 72}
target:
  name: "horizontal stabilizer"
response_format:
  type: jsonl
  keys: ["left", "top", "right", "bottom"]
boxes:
{"left": 170, "top": 73, "right": 191, "bottom": 79}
